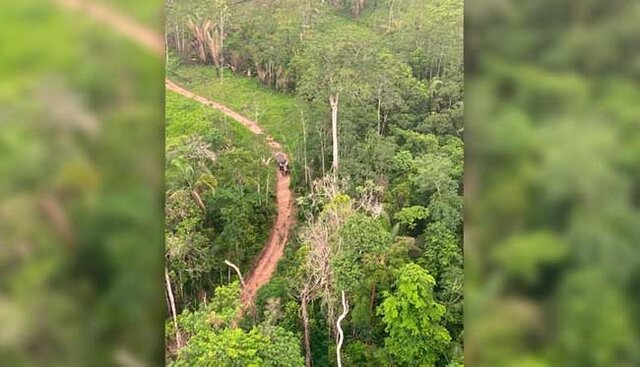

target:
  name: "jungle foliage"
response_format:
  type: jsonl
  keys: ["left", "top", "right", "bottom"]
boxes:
{"left": 165, "top": 0, "right": 462, "bottom": 365}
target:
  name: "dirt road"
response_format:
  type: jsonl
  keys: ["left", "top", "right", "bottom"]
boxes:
{"left": 166, "top": 80, "right": 294, "bottom": 311}
{"left": 57, "top": 0, "right": 295, "bottom": 312}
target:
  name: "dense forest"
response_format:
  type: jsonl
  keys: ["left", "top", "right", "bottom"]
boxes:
{"left": 165, "top": 0, "right": 463, "bottom": 365}
{"left": 466, "top": 0, "right": 640, "bottom": 366}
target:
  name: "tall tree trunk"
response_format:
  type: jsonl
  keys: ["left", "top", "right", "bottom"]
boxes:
{"left": 377, "top": 88, "right": 382, "bottom": 135}
{"left": 388, "top": 0, "right": 395, "bottom": 31}
{"left": 165, "top": 268, "right": 182, "bottom": 348}
{"left": 301, "top": 0, "right": 308, "bottom": 37}
{"left": 165, "top": 31, "right": 169, "bottom": 65}
{"left": 382, "top": 111, "right": 389, "bottom": 135}
{"left": 301, "top": 293, "right": 313, "bottom": 367}
{"left": 179, "top": 25, "right": 185, "bottom": 56}
{"left": 329, "top": 93, "right": 339, "bottom": 174}
{"left": 336, "top": 290, "right": 349, "bottom": 367}
{"left": 352, "top": 0, "right": 367, "bottom": 17}
{"left": 301, "top": 110, "right": 310, "bottom": 186}
{"left": 317, "top": 126, "right": 326, "bottom": 177}
{"left": 219, "top": 11, "right": 225, "bottom": 84}
{"left": 369, "top": 283, "right": 377, "bottom": 314}
{"left": 265, "top": 174, "right": 270, "bottom": 205}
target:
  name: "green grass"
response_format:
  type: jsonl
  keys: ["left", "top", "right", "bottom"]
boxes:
{"left": 166, "top": 89, "right": 272, "bottom": 161}
{"left": 171, "top": 66, "right": 303, "bottom": 159}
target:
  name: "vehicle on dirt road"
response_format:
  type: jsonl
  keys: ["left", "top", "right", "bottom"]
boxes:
{"left": 275, "top": 152, "right": 289, "bottom": 175}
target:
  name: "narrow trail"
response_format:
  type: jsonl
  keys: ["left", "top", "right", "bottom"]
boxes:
{"left": 166, "top": 80, "right": 295, "bottom": 312}
{"left": 57, "top": 0, "right": 295, "bottom": 313}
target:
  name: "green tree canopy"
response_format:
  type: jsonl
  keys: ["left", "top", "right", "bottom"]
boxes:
{"left": 378, "top": 263, "right": 451, "bottom": 366}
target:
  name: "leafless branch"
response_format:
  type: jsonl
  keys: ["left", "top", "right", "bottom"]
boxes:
{"left": 224, "top": 260, "right": 246, "bottom": 288}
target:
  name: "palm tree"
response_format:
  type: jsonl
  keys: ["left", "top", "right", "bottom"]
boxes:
{"left": 167, "top": 157, "right": 217, "bottom": 214}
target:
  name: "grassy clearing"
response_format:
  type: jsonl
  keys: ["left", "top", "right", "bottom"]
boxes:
{"left": 166, "top": 88, "right": 276, "bottom": 201}
{"left": 171, "top": 66, "right": 303, "bottom": 158}
{"left": 166, "top": 89, "right": 273, "bottom": 160}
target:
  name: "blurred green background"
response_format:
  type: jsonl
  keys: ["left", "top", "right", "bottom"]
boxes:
{"left": 0, "top": 0, "right": 165, "bottom": 366}
{"left": 467, "top": 0, "right": 640, "bottom": 366}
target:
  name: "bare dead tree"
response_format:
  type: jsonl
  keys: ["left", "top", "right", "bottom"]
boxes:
{"left": 300, "top": 290, "right": 313, "bottom": 367}
{"left": 165, "top": 267, "right": 182, "bottom": 348}
{"left": 354, "top": 181, "right": 385, "bottom": 217}
{"left": 301, "top": 110, "right": 311, "bottom": 187}
{"left": 297, "top": 275, "right": 322, "bottom": 367}
{"left": 351, "top": 0, "right": 367, "bottom": 17}
{"left": 300, "top": 213, "right": 335, "bottom": 325}
{"left": 316, "top": 126, "right": 326, "bottom": 177}
{"left": 296, "top": 176, "right": 353, "bottom": 341}
{"left": 387, "top": 0, "right": 396, "bottom": 32}
{"left": 295, "top": 175, "right": 380, "bottom": 366}
{"left": 296, "top": 197, "right": 337, "bottom": 365}
{"left": 218, "top": 0, "right": 226, "bottom": 84}
{"left": 329, "top": 92, "right": 339, "bottom": 174}
{"left": 336, "top": 290, "right": 349, "bottom": 367}
{"left": 224, "top": 260, "right": 246, "bottom": 288}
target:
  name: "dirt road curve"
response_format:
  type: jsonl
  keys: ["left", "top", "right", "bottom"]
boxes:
{"left": 240, "top": 170, "right": 293, "bottom": 308}
{"left": 56, "top": 0, "right": 295, "bottom": 313}
{"left": 165, "top": 80, "right": 266, "bottom": 137}
{"left": 166, "top": 80, "right": 294, "bottom": 311}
